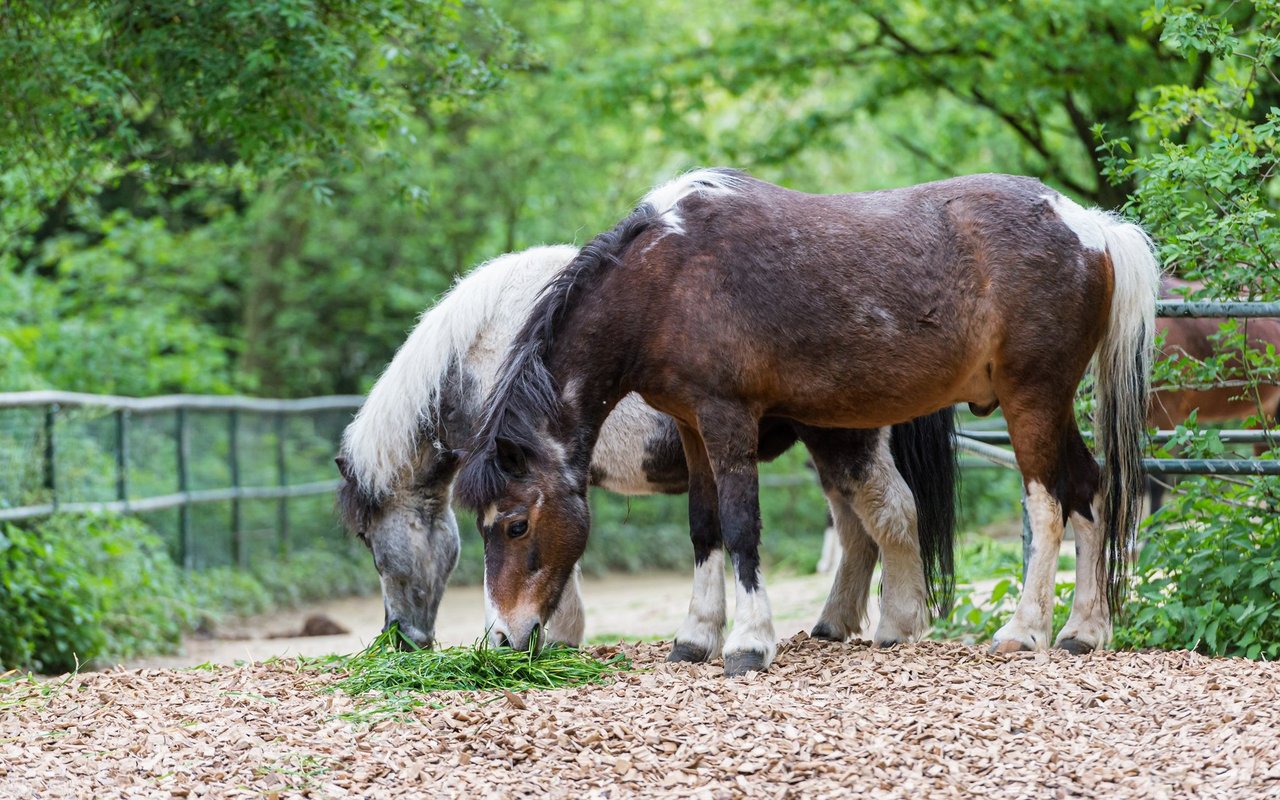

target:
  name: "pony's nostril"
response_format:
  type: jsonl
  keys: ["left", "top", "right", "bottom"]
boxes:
{"left": 496, "top": 632, "right": 512, "bottom": 649}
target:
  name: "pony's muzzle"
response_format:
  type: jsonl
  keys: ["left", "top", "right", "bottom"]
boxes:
{"left": 491, "top": 618, "right": 543, "bottom": 654}
{"left": 384, "top": 618, "right": 433, "bottom": 651}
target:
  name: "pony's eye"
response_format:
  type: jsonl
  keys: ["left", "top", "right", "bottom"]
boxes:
{"left": 508, "top": 520, "right": 529, "bottom": 539}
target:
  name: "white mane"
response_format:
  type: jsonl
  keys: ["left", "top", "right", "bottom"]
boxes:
{"left": 340, "top": 244, "right": 579, "bottom": 497}
{"left": 639, "top": 168, "right": 747, "bottom": 236}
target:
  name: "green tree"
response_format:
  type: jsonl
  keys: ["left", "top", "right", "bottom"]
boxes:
{"left": 0, "top": 0, "right": 522, "bottom": 395}
{"left": 603, "top": 0, "right": 1266, "bottom": 207}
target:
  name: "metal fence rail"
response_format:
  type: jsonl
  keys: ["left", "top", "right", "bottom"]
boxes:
{"left": 0, "top": 393, "right": 362, "bottom": 568}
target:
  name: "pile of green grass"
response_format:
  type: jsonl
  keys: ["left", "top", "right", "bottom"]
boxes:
{"left": 329, "top": 627, "right": 630, "bottom": 704}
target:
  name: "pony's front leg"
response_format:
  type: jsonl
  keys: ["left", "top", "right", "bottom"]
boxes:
{"left": 699, "top": 406, "right": 776, "bottom": 677}
{"left": 668, "top": 422, "right": 726, "bottom": 663}
{"left": 545, "top": 563, "right": 586, "bottom": 647}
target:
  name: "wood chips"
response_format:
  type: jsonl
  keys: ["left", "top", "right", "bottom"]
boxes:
{"left": 2, "top": 635, "right": 1278, "bottom": 798}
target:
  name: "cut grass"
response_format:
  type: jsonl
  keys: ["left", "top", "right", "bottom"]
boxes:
{"left": 320, "top": 627, "right": 631, "bottom": 719}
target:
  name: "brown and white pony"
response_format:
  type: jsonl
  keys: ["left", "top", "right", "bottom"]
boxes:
{"left": 1148, "top": 276, "right": 1280, "bottom": 509}
{"left": 335, "top": 245, "right": 958, "bottom": 653}
{"left": 457, "top": 169, "right": 1160, "bottom": 675}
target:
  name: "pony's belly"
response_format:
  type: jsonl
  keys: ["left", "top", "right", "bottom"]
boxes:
{"left": 750, "top": 352, "right": 996, "bottom": 429}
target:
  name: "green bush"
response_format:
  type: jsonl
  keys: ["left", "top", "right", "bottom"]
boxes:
{"left": 932, "top": 580, "right": 1074, "bottom": 645}
{"left": 0, "top": 515, "right": 192, "bottom": 672}
{"left": 0, "top": 522, "right": 105, "bottom": 673}
{"left": 0, "top": 513, "right": 380, "bottom": 672}
{"left": 1115, "top": 481, "right": 1280, "bottom": 659}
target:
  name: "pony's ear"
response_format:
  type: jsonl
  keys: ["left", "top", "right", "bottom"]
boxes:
{"left": 494, "top": 437, "right": 531, "bottom": 478}
{"left": 335, "top": 456, "right": 355, "bottom": 482}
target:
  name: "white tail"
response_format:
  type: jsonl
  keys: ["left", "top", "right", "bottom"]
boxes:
{"left": 1092, "top": 215, "right": 1162, "bottom": 611}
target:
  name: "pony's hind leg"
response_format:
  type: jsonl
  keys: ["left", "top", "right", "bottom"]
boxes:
{"left": 810, "top": 494, "right": 878, "bottom": 641}
{"left": 696, "top": 403, "right": 776, "bottom": 676}
{"left": 668, "top": 421, "right": 727, "bottom": 663}
{"left": 795, "top": 426, "right": 881, "bottom": 642}
{"left": 848, "top": 431, "right": 929, "bottom": 645}
{"left": 1055, "top": 498, "right": 1111, "bottom": 653}
{"left": 806, "top": 426, "right": 929, "bottom": 644}
{"left": 996, "top": 408, "right": 1101, "bottom": 652}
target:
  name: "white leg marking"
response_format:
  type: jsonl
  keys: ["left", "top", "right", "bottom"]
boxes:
{"left": 724, "top": 569, "right": 777, "bottom": 668}
{"left": 994, "top": 481, "right": 1063, "bottom": 651}
{"left": 813, "top": 493, "right": 878, "bottom": 640}
{"left": 673, "top": 550, "right": 727, "bottom": 657}
{"left": 545, "top": 563, "right": 586, "bottom": 646}
{"left": 1055, "top": 499, "right": 1112, "bottom": 650}
{"left": 850, "top": 432, "right": 928, "bottom": 644}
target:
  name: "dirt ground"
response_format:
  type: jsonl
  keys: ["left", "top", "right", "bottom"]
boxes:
{"left": 127, "top": 570, "right": 858, "bottom": 669}
{"left": 5, "top": 636, "right": 1279, "bottom": 799}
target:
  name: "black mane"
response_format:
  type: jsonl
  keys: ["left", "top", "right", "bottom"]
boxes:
{"left": 455, "top": 204, "right": 663, "bottom": 510}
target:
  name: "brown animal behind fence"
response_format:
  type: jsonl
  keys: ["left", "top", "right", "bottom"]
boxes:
{"left": 1149, "top": 277, "right": 1280, "bottom": 509}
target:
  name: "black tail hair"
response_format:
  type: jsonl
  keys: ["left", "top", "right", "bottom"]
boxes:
{"left": 889, "top": 406, "right": 958, "bottom": 618}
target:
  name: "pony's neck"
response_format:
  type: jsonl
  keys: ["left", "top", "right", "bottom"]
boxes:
{"left": 545, "top": 335, "right": 632, "bottom": 486}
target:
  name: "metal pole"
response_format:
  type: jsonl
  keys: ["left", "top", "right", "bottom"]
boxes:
{"left": 43, "top": 404, "right": 58, "bottom": 510}
{"left": 115, "top": 409, "right": 130, "bottom": 505}
{"left": 229, "top": 410, "right": 244, "bottom": 567}
{"left": 275, "top": 412, "right": 289, "bottom": 558}
{"left": 177, "top": 408, "right": 193, "bottom": 569}
{"left": 1156, "top": 300, "right": 1280, "bottom": 318}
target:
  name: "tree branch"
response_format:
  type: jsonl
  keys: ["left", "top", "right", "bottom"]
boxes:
{"left": 889, "top": 133, "right": 956, "bottom": 178}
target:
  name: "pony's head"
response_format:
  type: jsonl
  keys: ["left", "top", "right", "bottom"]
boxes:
{"left": 459, "top": 434, "right": 591, "bottom": 652}
{"left": 335, "top": 445, "right": 463, "bottom": 650}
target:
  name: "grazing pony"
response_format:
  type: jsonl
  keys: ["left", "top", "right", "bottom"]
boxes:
{"left": 1148, "top": 277, "right": 1280, "bottom": 509}
{"left": 457, "top": 169, "right": 1160, "bottom": 675}
{"left": 335, "top": 245, "right": 958, "bottom": 652}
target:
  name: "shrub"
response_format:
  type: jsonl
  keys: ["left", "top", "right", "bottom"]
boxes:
{"left": 932, "top": 580, "right": 1074, "bottom": 645}
{"left": 0, "top": 522, "right": 105, "bottom": 673}
{"left": 0, "top": 514, "right": 191, "bottom": 672}
{"left": 1115, "top": 480, "right": 1280, "bottom": 659}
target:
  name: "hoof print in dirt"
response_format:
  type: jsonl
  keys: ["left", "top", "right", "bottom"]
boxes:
{"left": 667, "top": 642, "right": 711, "bottom": 663}
{"left": 723, "top": 651, "right": 767, "bottom": 677}
{"left": 1056, "top": 637, "right": 1095, "bottom": 655}
{"left": 809, "top": 623, "right": 845, "bottom": 642}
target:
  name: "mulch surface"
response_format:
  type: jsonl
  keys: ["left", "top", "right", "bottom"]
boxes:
{"left": 2, "top": 635, "right": 1278, "bottom": 799}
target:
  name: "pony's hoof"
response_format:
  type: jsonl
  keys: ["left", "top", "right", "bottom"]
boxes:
{"left": 875, "top": 638, "right": 906, "bottom": 649}
{"left": 723, "top": 650, "right": 768, "bottom": 677}
{"left": 1056, "top": 637, "right": 1095, "bottom": 655}
{"left": 667, "top": 642, "right": 711, "bottom": 663}
{"left": 991, "top": 639, "right": 1034, "bottom": 655}
{"left": 810, "top": 622, "right": 845, "bottom": 642}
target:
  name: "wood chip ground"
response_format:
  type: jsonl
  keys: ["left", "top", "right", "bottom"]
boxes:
{"left": 3, "top": 636, "right": 1278, "bottom": 798}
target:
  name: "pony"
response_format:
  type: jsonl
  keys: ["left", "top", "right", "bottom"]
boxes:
{"left": 1148, "top": 276, "right": 1280, "bottom": 509}
{"left": 457, "top": 168, "right": 1160, "bottom": 675}
{"left": 335, "top": 244, "right": 959, "bottom": 653}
